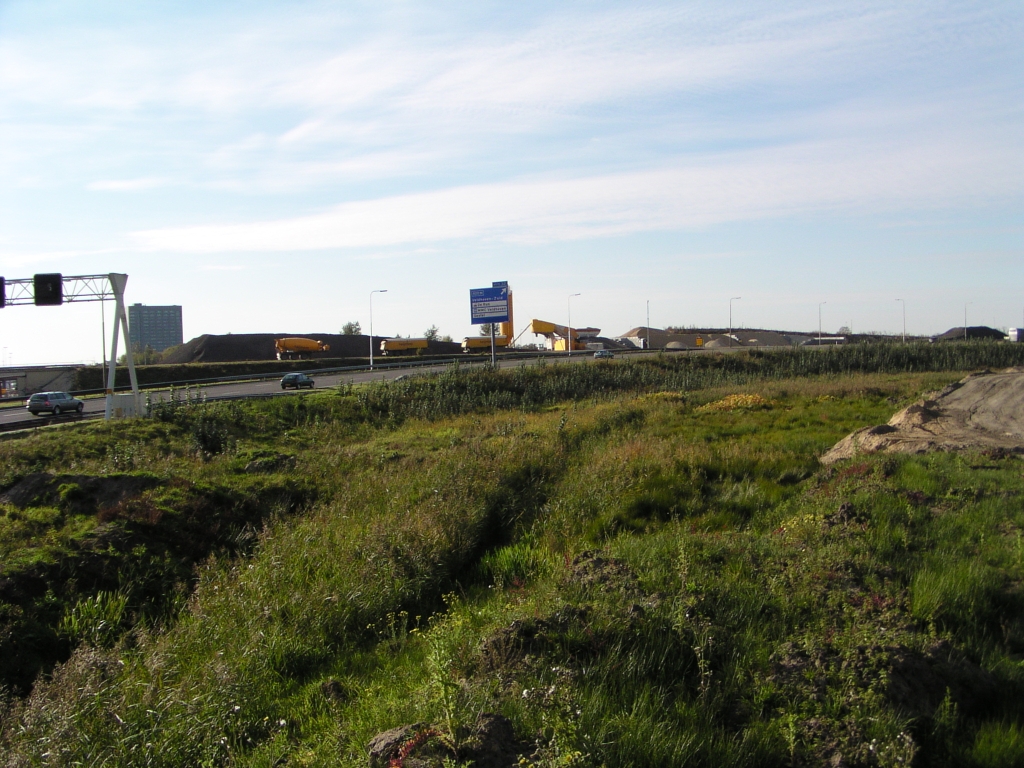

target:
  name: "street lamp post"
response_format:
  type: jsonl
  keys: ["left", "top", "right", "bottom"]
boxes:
{"left": 369, "top": 289, "right": 387, "bottom": 369}
{"left": 567, "top": 293, "right": 580, "bottom": 357}
{"left": 818, "top": 302, "right": 827, "bottom": 345}
{"left": 895, "top": 299, "right": 906, "bottom": 344}
{"left": 729, "top": 297, "right": 741, "bottom": 348}
{"left": 964, "top": 302, "right": 971, "bottom": 341}
{"left": 646, "top": 300, "right": 651, "bottom": 351}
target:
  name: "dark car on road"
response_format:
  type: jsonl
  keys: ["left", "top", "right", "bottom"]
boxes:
{"left": 26, "top": 391, "right": 84, "bottom": 416}
{"left": 281, "top": 373, "right": 315, "bottom": 390}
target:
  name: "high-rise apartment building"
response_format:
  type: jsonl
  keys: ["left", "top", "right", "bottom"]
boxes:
{"left": 128, "top": 303, "right": 183, "bottom": 353}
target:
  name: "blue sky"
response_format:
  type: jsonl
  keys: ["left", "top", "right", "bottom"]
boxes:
{"left": 1, "top": 0, "right": 1021, "bottom": 364}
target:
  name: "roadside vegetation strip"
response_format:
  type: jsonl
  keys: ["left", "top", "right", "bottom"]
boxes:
{"left": 49, "top": 338, "right": 1024, "bottom": 405}
{"left": 0, "top": 411, "right": 102, "bottom": 433}
{"left": 353, "top": 341, "right": 1024, "bottom": 424}
{"left": 1, "top": 359, "right": 1024, "bottom": 765}
{"left": 69, "top": 352, "right": 518, "bottom": 392}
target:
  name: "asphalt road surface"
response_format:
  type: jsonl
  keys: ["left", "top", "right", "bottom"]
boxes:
{"left": 0, "top": 352, "right": 613, "bottom": 429}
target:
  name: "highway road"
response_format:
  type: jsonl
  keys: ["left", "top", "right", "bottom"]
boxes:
{"left": 0, "top": 351, "right": 606, "bottom": 430}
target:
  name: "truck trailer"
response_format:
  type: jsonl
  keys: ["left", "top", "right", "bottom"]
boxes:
{"left": 275, "top": 337, "right": 331, "bottom": 360}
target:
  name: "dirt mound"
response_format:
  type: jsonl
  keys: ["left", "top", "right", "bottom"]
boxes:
{"left": 163, "top": 333, "right": 381, "bottom": 363}
{"left": 164, "top": 333, "right": 466, "bottom": 363}
{"left": 0, "top": 473, "right": 162, "bottom": 514}
{"left": 478, "top": 606, "right": 591, "bottom": 673}
{"left": 821, "top": 369, "right": 1024, "bottom": 464}
{"left": 367, "top": 713, "right": 527, "bottom": 768}
{"left": 885, "top": 641, "right": 997, "bottom": 719}
{"left": 568, "top": 550, "right": 641, "bottom": 592}
{"left": 932, "top": 326, "right": 1006, "bottom": 342}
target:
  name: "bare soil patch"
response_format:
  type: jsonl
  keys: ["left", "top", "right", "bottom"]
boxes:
{"left": 821, "top": 368, "right": 1024, "bottom": 464}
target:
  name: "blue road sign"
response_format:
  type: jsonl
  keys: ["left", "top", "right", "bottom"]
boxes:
{"left": 470, "top": 285, "right": 509, "bottom": 324}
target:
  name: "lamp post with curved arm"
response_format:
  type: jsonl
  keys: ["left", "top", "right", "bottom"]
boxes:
{"left": 818, "top": 302, "right": 827, "bottom": 345}
{"left": 567, "top": 293, "right": 580, "bottom": 357}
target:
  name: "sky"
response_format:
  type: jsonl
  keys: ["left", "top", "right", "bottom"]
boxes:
{"left": 0, "top": 0, "right": 1022, "bottom": 365}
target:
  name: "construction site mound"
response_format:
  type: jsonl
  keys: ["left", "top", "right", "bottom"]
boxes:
{"left": 932, "top": 326, "right": 1007, "bottom": 342}
{"left": 619, "top": 327, "right": 803, "bottom": 349}
{"left": 821, "top": 368, "right": 1024, "bottom": 464}
{"left": 163, "top": 333, "right": 385, "bottom": 364}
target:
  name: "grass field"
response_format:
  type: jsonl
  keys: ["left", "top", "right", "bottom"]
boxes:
{"left": 2, "top": 346, "right": 1023, "bottom": 767}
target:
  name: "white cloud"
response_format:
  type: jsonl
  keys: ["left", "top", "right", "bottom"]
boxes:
{"left": 130, "top": 136, "right": 1024, "bottom": 254}
{"left": 2, "top": 1, "right": 1020, "bottom": 196}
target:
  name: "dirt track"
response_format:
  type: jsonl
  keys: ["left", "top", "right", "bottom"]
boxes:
{"left": 821, "top": 367, "right": 1024, "bottom": 464}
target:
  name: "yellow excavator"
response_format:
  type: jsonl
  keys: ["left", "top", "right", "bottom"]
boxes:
{"left": 529, "top": 319, "right": 600, "bottom": 351}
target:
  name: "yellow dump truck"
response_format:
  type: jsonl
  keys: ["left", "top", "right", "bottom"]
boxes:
{"left": 275, "top": 337, "right": 330, "bottom": 360}
{"left": 380, "top": 338, "right": 430, "bottom": 355}
{"left": 461, "top": 335, "right": 510, "bottom": 352}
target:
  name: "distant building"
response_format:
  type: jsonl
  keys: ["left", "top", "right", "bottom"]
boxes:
{"left": 128, "top": 304, "right": 183, "bottom": 353}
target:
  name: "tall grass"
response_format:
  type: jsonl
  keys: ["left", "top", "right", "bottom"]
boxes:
{"left": 1, "top": 414, "right": 566, "bottom": 765}
{"left": 3, "top": 364, "right": 1024, "bottom": 766}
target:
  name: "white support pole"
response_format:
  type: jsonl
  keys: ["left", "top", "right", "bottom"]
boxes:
{"left": 105, "top": 304, "right": 120, "bottom": 420}
{"left": 104, "top": 273, "right": 140, "bottom": 419}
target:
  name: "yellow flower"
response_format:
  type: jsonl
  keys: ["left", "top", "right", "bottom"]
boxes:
{"left": 696, "top": 394, "right": 775, "bottom": 412}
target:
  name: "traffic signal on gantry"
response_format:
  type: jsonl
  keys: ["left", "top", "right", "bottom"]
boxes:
{"left": 33, "top": 274, "right": 63, "bottom": 306}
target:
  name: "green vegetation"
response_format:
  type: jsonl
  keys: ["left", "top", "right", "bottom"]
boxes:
{"left": 2, "top": 346, "right": 1024, "bottom": 766}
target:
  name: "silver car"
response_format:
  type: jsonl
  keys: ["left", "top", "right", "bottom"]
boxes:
{"left": 26, "top": 391, "right": 84, "bottom": 416}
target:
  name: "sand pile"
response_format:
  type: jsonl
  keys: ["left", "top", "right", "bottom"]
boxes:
{"left": 821, "top": 368, "right": 1024, "bottom": 464}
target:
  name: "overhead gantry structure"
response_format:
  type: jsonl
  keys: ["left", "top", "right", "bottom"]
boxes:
{"left": 1, "top": 273, "right": 139, "bottom": 419}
